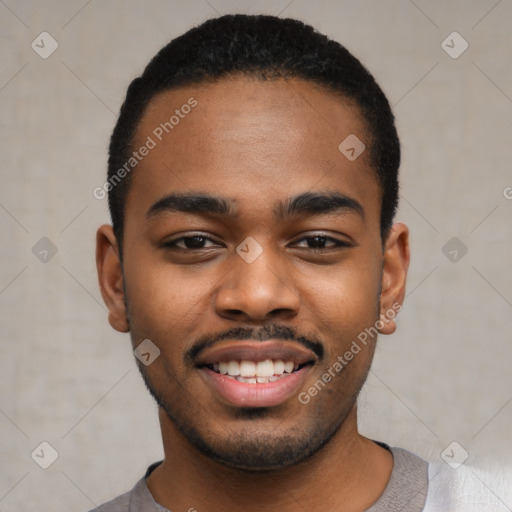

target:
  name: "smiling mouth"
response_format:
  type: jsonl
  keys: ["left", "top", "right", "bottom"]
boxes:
{"left": 203, "top": 359, "right": 312, "bottom": 384}
{"left": 194, "top": 339, "right": 318, "bottom": 406}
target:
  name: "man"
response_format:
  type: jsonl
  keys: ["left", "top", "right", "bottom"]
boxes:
{"left": 93, "top": 13, "right": 472, "bottom": 512}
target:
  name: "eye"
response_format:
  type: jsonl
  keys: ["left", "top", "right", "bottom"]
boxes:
{"left": 293, "top": 234, "right": 351, "bottom": 250}
{"left": 163, "top": 234, "right": 221, "bottom": 250}
{"left": 161, "top": 233, "right": 351, "bottom": 253}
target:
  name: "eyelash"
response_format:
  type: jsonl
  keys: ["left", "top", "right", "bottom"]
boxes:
{"left": 162, "top": 233, "right": 351, "bottom": 251}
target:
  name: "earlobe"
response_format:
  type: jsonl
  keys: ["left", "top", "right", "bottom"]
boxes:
{"left": 96, "top": 225, "right": 130, "bottom": 333}
{"left": 378, "top": 223, "right": 410, "bottom": 335}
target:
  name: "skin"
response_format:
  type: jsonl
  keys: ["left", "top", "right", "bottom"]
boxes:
{"left": 96, "top": 75, "right": 410, "bottom": 512}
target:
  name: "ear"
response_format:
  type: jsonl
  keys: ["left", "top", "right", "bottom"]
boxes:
{"left": 378, "top": 223, "right": 410, "bottom": 335}
{"left": 96, "top": 225, "right": 129, "bottom": 333}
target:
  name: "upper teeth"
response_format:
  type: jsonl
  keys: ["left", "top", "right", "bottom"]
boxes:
{"left": 214, "top": 359, "right": 297, "bottom": 377}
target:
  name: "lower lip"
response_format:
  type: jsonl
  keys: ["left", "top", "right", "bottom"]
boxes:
{"left": 199, "top": 367, "right": 311, "bottom": 408}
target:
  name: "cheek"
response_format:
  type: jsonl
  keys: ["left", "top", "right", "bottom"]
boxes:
{"left": 297, "top": 255, "right": 382, "bottom": 358}
{"left": 122, "top": 252, "right": 217, "bottom": 343}
{"left": 299, "top": 254, "right": 381, "bottom": 317}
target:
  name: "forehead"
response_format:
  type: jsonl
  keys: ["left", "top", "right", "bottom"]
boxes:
{"left": 127, "top": 75, "right": 380, "bottom": 228}
{"left": 135, "top": 75, "right": 370, "bottom": 161}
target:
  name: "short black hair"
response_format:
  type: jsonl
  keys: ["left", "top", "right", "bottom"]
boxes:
{"left": 107, "top": 14, "right": 400, "bottom": 250}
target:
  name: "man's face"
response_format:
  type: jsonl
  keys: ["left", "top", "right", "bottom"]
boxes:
{"left": 103, "top": 76, "right": 403, "bottom": 470}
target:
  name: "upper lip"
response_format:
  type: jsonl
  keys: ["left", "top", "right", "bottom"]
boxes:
{"left": 195, "top": 340, "right": 318, "bottom": 366}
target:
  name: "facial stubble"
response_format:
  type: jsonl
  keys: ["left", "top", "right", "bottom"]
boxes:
{"left": 122, "top": 257, "right": 383, "bottom": 471}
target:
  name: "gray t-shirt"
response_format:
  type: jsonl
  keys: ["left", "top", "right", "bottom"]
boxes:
{"left": 89, "top": 445, "right": 428, "bottom": 512}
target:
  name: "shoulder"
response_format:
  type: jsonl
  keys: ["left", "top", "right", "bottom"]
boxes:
{"left": 424, "top": 461, "right": 511, "bottom": 512}
{"left": 85, "top": 461, "right": 165, "bottom": 512}
{"left": 386, "top": 446, "right": 510, "bottom": 511}
{"left": 86, "top": 489, "right": 131, "bottom": 512}
{"left": 389, "top": 446, "right": 428, "bottom": 474}
{"left": 86, "top": 471, "right": 161, "bottom": 512}
{"left": 366, "top": 445, "right": 428, "bottom": 511}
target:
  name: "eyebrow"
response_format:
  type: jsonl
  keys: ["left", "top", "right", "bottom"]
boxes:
{"left": 146, "top": 191, "right": 365, "bottom": 221}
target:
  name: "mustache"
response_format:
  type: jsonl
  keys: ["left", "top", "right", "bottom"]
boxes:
{"left": 185, "top": 324, "right": 324, "bottom": 364}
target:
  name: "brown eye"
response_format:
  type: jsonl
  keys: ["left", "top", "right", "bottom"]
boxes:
{"left": 163, "top": 234, "right": 220, "bottom": 250}
{"left": 294, "top": 235, "right": 350, "bottom": 250}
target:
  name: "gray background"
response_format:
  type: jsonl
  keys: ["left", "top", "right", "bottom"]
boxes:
{"left": 1, "top": 0, "right": 511, "bottom": 510}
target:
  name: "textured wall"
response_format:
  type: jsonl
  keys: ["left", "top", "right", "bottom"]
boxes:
{"left": 1, "top": 0, "right": 511, "bottom": 510}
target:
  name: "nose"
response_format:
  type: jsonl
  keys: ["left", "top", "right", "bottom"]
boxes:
{"left": 214, "top": 243, "right": 301, "bottom": 323}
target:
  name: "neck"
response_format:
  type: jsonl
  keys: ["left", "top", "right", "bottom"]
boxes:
{"left": 146, "top": 405, "right": 393, "bottom": 512}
